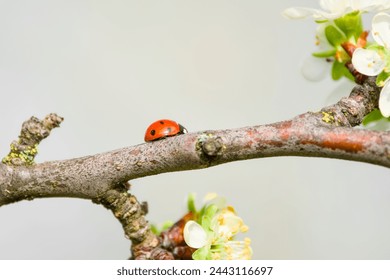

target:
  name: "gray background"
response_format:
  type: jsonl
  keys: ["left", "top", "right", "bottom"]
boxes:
{"left": 0, "top": 0, "right": 389, "bottom": 259}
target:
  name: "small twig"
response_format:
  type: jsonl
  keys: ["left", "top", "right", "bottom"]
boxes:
{"left": 2, "top": 113, "right": 63, "bottom": 166}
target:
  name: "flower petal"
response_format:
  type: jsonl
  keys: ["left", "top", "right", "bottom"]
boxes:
{"left": 352, "top": 48, "right": 385, "bottom": 76}
{"left": 183, "top": 221, "right": 208, "bottom": 249}
{"left": 203, "top": 193, "right": 226, "bottom": 209}
{"left": 379, "top": 79, "right": 390, "bottom": 117}
{"left": 372, "top": 12, "right": 390, "bottom": 48}
{"left": 316, "top": 24, "right": 333, "bottom": 49}
{"left": 283, "top": 1, "right": 390, "bottom": 21}
{"left": 282, "top": 7, "right": 336, "bottom": 20}
{"left": 365, "top": 0, "right": 390, "bottom": 12}
{"left": 204, "top": 193, "right": 218, "bottom": 201}
{"left": 282, "top": 7, "right": 319, "bottom": 19}
{"left": 320, "top": 0, "right": 349, "bottom": 14}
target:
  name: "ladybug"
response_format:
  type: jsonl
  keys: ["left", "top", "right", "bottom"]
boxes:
{"left": 144, "top": 119, "right": 187, "bottom": 142}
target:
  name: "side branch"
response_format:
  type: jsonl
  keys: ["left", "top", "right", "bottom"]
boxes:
{"left": 92, "top": 183, "right": 173, "bottom": 259}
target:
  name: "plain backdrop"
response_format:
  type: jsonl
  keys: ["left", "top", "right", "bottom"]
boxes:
{"left": 0, "top": 0, "right": 389, "bottom": 259}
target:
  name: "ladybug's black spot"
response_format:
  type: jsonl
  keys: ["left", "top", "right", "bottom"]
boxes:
{"left": 150, "top": 129, "right": 156, "bottom": 136}
{"left": 159, "top": 121, "right": 165, "bottom": 125}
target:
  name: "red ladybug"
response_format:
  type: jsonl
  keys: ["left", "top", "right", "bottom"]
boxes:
{"left": 144, "top": 119, "right": 187, "bottom": 142}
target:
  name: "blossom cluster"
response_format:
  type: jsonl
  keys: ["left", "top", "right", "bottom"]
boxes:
{"left": 183, "top": 193, "right": 252, "bottom": 260}
{"left": 284, "top": 0, "right": 390, "bottom": 119}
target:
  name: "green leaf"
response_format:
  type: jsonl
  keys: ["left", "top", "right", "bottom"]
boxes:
{"left": 187, "top": 193, "right": 197, "bottom": 213}
{"left": 201, "top": 214, "right": 212, "bottom": 231}
{"left": 315, "top": 19, "right": 329, "bottom": 24}
{"left": 150, "top": 221, "right": 174, "bottom": 235}
{"left": 376, "top": 71, "right": 390, "bottom": 87}
{"left": 331, "top": 61, "right": 345, "bottom": 80}
{"left": 161, "top": 221, "right": 174, "bottom": 231}
{"left": 192, "top": 246, "right": 211, "bottom": 260}
{"left": 331, "top": 61, "right": 354, "bottom": 81}
{"left": 325, "top": 25, "right": 346, "bottom": 47}
{"left": 343, "top": 67, "right": 355, "bottom": 81}
{"left": 203, "top": 204, "right": 218, "bottom": 220}
{"left": 312, "top": 49, "right": 336, "bottom": 58}
{"left": 334, "top": 11, "right": 363, "bottom": 39}
{"left": 201, "top": 205, "right": 217, "bottom": 230}
{"left": 198, "top": 206, "right": 206, "bottom": 223}
{"left": 362, "top": 109, "right": 386, "bottom": 126}
{"left": 150, "top": 224, "right": 160, "bottom": 235}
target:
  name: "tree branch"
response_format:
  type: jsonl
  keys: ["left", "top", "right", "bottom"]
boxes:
{"left": 0, "top": 78, "right": 388, "bottom": 206}
{"left": 0, "top": 77, "right": 388, "bottom": 258}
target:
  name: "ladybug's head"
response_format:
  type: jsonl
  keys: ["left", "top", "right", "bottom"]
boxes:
{"left": 178, "top": 123, "right": 188, "bottom": 134}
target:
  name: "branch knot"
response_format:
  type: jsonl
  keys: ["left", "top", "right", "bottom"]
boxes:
{"left": 196, "top": 134, "right": 225, "bottom": 161}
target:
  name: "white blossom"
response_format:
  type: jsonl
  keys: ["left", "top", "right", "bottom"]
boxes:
{"left": 183, "top": 196, "right": 252, "bottom": 260}
{"left": 352, "top": 12, "right": 390, "bottom": 117}
{"left": 352, "top": 48, "right": 385, "bottom": 76}
{"left": 283, "top": 0, "right": 390, "bottom": 20}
